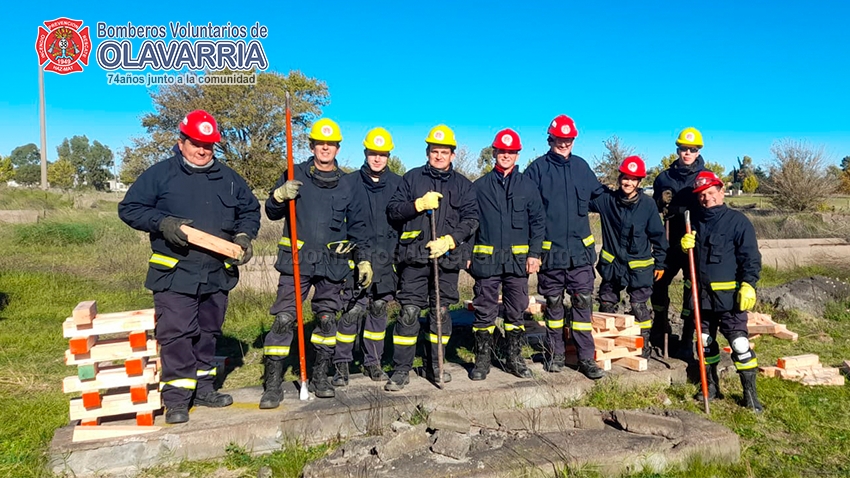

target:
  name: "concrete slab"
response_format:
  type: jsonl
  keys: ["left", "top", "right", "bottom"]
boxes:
{"left": 0, "top": 209, "right": 41, "bottom": 223}
{"left": 48, "top": 359, "right": 688, "bottom": 477}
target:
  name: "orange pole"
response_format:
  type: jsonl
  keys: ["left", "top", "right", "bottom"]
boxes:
{"left": 685, "top": 210, "right": 710, "bottom": 414}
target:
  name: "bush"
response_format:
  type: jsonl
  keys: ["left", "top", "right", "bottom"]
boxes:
{"left": 763, "top": 140, "right": 839, "bottom": 211}
{"left": 15, "top": 222, "right": 97, "bottom": 246}
{"left": 742, "top": 175, "right": 759, "bottom": 193}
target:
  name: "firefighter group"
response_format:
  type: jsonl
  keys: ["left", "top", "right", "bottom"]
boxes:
{"left": 118, "top": 111, "right": 764, "bottom": 425}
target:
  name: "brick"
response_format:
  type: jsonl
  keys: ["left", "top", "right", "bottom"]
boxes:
{"left": 128, "top": 331, "right": 147, "bottom": 349}
{"left": 81, "top": 391, "right": 101, "bottom": 409}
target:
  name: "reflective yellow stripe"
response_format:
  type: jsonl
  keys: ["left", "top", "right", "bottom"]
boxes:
{"left": 428, "top": 333, "right": 450, "bottom": 345}
{"left": 401, "top": 230, "right": 421, "bottom": 240}
{"left": 310, "top": 334, "right": 337, "bottom": 346}
{"left": 628, "top": 258, "right": 654, "bottom": 269}
{"left": 224, "top": 262, "right": 232, "bottom": 269}
{"left": 279, "top": 237, "right": 305, "bottom": 249}
{"left": 159, "top": 378, "right": 197, "bottom": 391}
{"left": 735, "top": 359, "right": 759, "bottom": 370}
{"left": 335, "top": 332, "right": 356, "bottom": 343}
{"left": 473, "top": 244, "right": 494, "bottom": 254}
{"left": 348, "top": 260, "right": 355, "bottom": 270}
{"left": 542, "top": 240, "right": 552, "bottom": 251}
{"left": 546, "top": 319, "right": 564, "bottom": 329}
{"left": 149, "top": 253, "right": 178, "bottom": 268}
{"left": 264, "top": 345, "right": 290, "bottom": 356}
{"left": 704, "top": 354, "right": 721, "bottom": 365}
{"left": 196, "top": 369, "right": 217, "bottom": 377}
{"left": 711, "top": 281, "right": 738, "bottom": 291}
{"left": 363, "top": 330, "right": 386, "bottom": 341}
{"left": 572, "top": 321, "right": 593, "bottom": 331}
{"left": 504, "top": 323, "right": 525, "bottom": 331}
{"left": 327, "top": 240, "right": 350, "bottom": 249}
{"left": 393, "top": 335, "right": 418, "bottom": 346}
{"left": 636, "top": 320, "right": 652, "bottom": 330}
{"left": 472, "top": 326, "right": 496, "bottom": 334}
{"left": 600, "top": 250, "right": 614, "bottom": 263}
{"left": 582, "top": 235, "right": 595, "bottom": 247}
{"left": 511, "top": 245, "right": 529, "bottom": 254}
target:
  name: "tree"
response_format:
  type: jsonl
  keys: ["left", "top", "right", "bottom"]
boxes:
{"left": 704, "top": 161, "right": 728, "bottom": 183}
{"left": 644, "top": 153, "right": 677, "bottom": 188}
{"left": 135, "top": 69, "right": 329, "bottom": 191}
{"left": 841, "top": 156, "right": 850, "bottom": 172}
{"left": 763, "top": 140, "right": 839, "bottom": 211}
{"left": 14, "top": 164, "right": 41, "bottom": 186}
{"left": 119, "top": 130, "right": 176, "bottom": 185}
{"left": 387, "top": 155, "right": 406, "bottom": 176}
{"left": 0, "top": 156, "right": 13, "bottom": 183}
{"left": 477, "top": 146, "right": 494, "bottom": 176}
{"left": 48, "top": 158, "right": 76, "bottom": 189}
{"left": 828, "top": 164, "right": 850, "bottom": 194}
{"left": 10, "top": 143, "right": 40, "bottom": 167}
{"left": 731, "top": 155, "right": 755, "bottom": 189}
{"left": 452, "top": 145, "right": 478, "bottom": 180}
{"left": 56, "top": 136, "right": 114, "bottom": 190}
{"left": 742, "top": 175, "right": 759, "bottom": 194}
{"left": 593, "top": 136, "right": 635, "bottom": 187}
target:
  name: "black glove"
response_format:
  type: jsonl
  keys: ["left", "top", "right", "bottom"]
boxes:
{"left": 159, "top": 216, "right": 193, "bottom": 247}
{"left": 232, "top": 233, "right": 253, "bottom": 266}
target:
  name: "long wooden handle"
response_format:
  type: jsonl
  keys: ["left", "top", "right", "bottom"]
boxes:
{"left": 685, "top": 211, "right": 710, "bottom": 415}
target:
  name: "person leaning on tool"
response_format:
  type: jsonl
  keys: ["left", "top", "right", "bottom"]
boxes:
{"left": 260, "top": 118, "right": 371, "bottom": 407}
{"left": 468, "top": 129, "right": 544, "bottom": 381}
{"left": 118, "top": 110, "right": 260, "bottom": 424}
{"left": 590, "top": 156, "right": 668, "bottom": 358}
{"left": 680, "top": 170, "right": 763, "bottom": 412}
{"left": 384, "top": 124, "right": 478, "bottom": 391}
{"left": 650, "top": 127, "right": 707, "bottom": 359}
{"left": 331, "top": 127, "right": 403, "bottom": 387}
{"left": 524, "top": 114, "right": 606, "bottom": 380}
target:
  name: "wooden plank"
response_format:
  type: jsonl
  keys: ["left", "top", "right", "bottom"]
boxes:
{"left": 759, "top": 366, "right": 781, "bottom": 378}
{"left": 597, "top": 359, "right": 612, "bottom": 371}
{"left": 69, "top": 335, "right": 98, "bottom": 355}
{"left": 593, "top": 325, "right": 641, "bottom": 337}
{"left": 773, "top": 325, "right": 799, "bottom": 342}
{"left": 181, "top": 225, "right": 243, "bottom": 260}
{"left": 65, "top": 339, "right": 157, "bottom": 366}
{"left": 593, "top": 337, "right": 616, "bottom": 352}
{"left": 613, "top": 356, "right": 648, "bottom": 372}
{"left": 72, "top": 425, "right": 161, "bottom": 443}
{"left": 73, "top": 301, "right": 98, "bottom": 327}
{"left": 63, "top": 363, "right": 158, "bottom": 393}
{"left": 614, "top": 336, "right": 644, "bottom": 349}
{"left": 69, "top": 390, "right": 162, "bottom": 421}
{"left": 63, "top": 309, "right": 155, "bottom": 338}
{"left": 594, "top": 346, "right": 640, "bottom": 361}
{"left": 747, "top": 324, "right": 780, "bottom": 334}
{"left": 777, "top": 354, "right": 821, "bottom": 370}
{"left": 591, "top": 315, "right": 615, "bottom": 331}
{"left": 594, "top": 312, "right": 635, "bottom": 328}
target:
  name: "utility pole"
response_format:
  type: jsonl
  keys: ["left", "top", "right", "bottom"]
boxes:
{"left": 38, "top": 64, "right": 48, "bottom": 190}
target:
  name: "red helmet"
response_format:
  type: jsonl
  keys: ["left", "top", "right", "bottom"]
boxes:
{"left": 179, "top": 110, "right": 221, "bottom": 143}
{"left": 618, "top": 155, "right": 646, "bottom": 178}
{"left": 547, "top": 114, "right": 578, "bottom": 139}
{"left": 492, "top": 128, "right": 522, "bottom": 151}
{"left": 693, "top": 170, "right": 724, "bottom": 193}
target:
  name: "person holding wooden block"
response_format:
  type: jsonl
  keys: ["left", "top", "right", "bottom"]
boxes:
{"left": 590, "top": 156, "right": 668, "bottom": 358}
{"left": 468, "top": 129, "right": 545, "bottom": 381}
{"left": 681, "top": 170, "right": 763, "bottom": 412}
{"left": 118, "top": 110, "right": 261, "bottom": 424}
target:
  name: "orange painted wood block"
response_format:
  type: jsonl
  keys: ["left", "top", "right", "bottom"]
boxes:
{"left": 128, "top": 331, "right": 147, "bottom": 349}
{"left": 136, "top": 413, "right": 155, "bottom": 427}
{"left": 125, "top": 357, "right": 148, "bottom": 376}
{"left": 81, "top": 391, "right": 101, "bottom": 409}
{"left": 614, "top": 336, "right": 644, "bottom": 349}
{"left": 181, "top": 225, "right": 243, "bottom": 260}
{"left": 130, "top": 385, "right": 148, "bottom": 403}
{"left": 79, "top": 418, "right": 100, "bottom": 426}
{"left": 69, "top": 335, "right": 98, "bottom": 355}
{"left": 65, "top": 339, "right": 157, "bottom": 365}
{"left": 73, "top": 301, "right": 98, "bottom": 327}
{"left": 63, "top": 309, "right": 155, "bottom": 338}
{"left": 69, "top": 390, "right": 162, "bottom": 421}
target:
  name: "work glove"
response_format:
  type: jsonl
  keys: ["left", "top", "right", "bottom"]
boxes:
{"left": 231, "top": 233, "right": 253, "bottom": 266}
{"left": 654, "top": 270, "right": 665, "bottom": 281}
{"left": 658, "top": 189, "right": 673, "bottom": 216}
{"left": 273, "top": 180, "right": 303, "bottom": 202}
{"left": 414, "top": 191, "right": 443, "bottom": 212}
{"left": 426, "top": 235, "right": 455, "bottom": 259}
{"left": 680, "top": 231, "right": 696, "bottom": 252}
{"left": 357, "top": 261, "right": 373, "bottom": 288}
{"left": 738, "top": 282, "right": 757, "bottom": 311}
{"left": 159, "top": 216, "right": 193, "bottom": 247}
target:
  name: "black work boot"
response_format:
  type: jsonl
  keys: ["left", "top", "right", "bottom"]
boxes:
{"left": 694, "top": 363, "right": 723, "bottom": 401}
{"left": 332, "top": 362, "right": 350, "bottom": 387}
{"left": 259, "top": 358, "right": 284, "bottom": 409}
{"left": 469, "top": 330, "right": 493, "bottom": 381}
{"left": 505, "top": 329, "right": 532, "bottom": 379}
{"left": 194, "top": 390, "right": 233, "bottom": 408}
{"left": 422, "top": 365, "right": 452, "bottom": 384}
{"left": 577, "top": 358, "right": 606, "bottom": 380}
{"left": 641, "top": 331, "right": 652, "bottom": 359}
{"left": 739, "top": 370, "right": 764, "bottom": 413}
{"left": 546, "top": 354, "right": 566, "bottom": 373}
{"left": 649, "top": 307, "right": 669, "bottom": 350}
{"left": 384, "top": 370, "right": 410, "bottom": 391}
{"left": 309, "top": 353, "right": 335, "bottom": 398}
{"left": 362, "top": 363, "right": 389, "bottom": 382}
{"left": 165, "top": 404, "right": 189, "bottom": 424}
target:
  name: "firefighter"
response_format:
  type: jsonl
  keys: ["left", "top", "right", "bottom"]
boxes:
{"left": 590, "top": 156, "right": 668, "bottom": 358}
{"left": 524, "top": 114, "right": 606, "bottom": 380}
{"left": 332, "top": 127, "right": 402, "bottom": 386}
{"left": 118, "top": 110, "right": 260, "bottom": 424}
{"left": 469, "top": 129, "right": 544, "bottom": 380}
{"left": 651, "top": 127, "right": 707, "bottom": 359}
{"left": 680, "top": 170, "right": 763, "bottom": 412}
{"left": 260, "top": 118, "right": 371, "bottom": 407}
{"left": 384, "top": 124, "right": 478, "bottom": 390}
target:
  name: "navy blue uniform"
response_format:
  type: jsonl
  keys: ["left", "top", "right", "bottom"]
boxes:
{"left": 387, "top": 163, "right": 478, "bottom": 374}
{"left": 118, "top": 154, "right": 260, "bottom": 407}
{"left": 524, "top": 151, "right": 605, "bottom": 361}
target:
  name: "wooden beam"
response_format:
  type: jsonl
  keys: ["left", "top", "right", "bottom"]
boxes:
{"left": 63, "top": 309, "right": 155, "bottom": 338}
{"left": 72, "top": 425, "right": 161, "bottom": 443}
{"left": 593, "top": 337, "right": 616, "bottom": 352}
{"left": 614, "top": 336, "right": 644, "bottom": 349}
{"left": 773, "top": 325, "right": 799, "bottom": 342}
{"left": 594, "top": 346, "right": 640, "bottom": 361}
{"left": 181, "top": 225, "right": 243, "bottom": 260}
{"left": 69, "top": 390, "right": 162, "bottom": 421}
{"left": 777, "top": 354, "right": 821, "bottom": 370}
{"left": 613, "top": 356, "right": 648, "bottom": 371}
{"left": 72, "top": 301, "right": 97, "bottom": 327}
{"left": 69, "top": 335, "right": 98, "bottom": 355}
{"left": 591, "top": 315, "right": 615, "bottom": 331}
{"left": 63, "top": 363, "right": 158, "bottom": 393}
{"left": 65, "top": 339, "right": 157, "bottom": 365}
{"left": 593, "top": 325, "right": 641, "bottom": 337}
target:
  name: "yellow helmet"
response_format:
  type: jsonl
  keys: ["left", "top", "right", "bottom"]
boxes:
{"left": 425, "top": 124, "right": 457, "bottom": 148}
{"left": 309, "top": 118, "right": 343, "bottom": 142}
{"left": 676, "top": 127, "right": 704, "bottom": 148}
{"left": 363, "top": 127, "right": 394, "bottom": 152}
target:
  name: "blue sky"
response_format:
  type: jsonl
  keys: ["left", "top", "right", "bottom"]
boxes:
{"left": 4, "top": 1, "right": 850, "bottom": 176}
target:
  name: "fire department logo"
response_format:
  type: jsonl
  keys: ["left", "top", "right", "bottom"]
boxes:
{"left": 501, "top": 134, "right": 513, "bottom": 146}
{"left": 685, "top": 132, "right": 695, "bottom": 142}
{"left": 198, "top": 122, "right": 214, "bottom": 136}
{"left": 628, "top": 162, "right": 638, "bottom": 172}
{"left": 36, "top": 18, "right": 91, "bottom": 74}
{"left": 561, "top": 125, "right": 571, "bottom": 135}
{"left": 433, "top": 130, "right": 445, "bottom": 141}
{"left": 321, "top": 125, "right": 333, "bottom": 137}
{"left": 373, "top": 135, "right": 385, "bottom": 147}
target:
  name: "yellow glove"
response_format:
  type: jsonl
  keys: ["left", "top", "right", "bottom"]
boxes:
{"left": 426, "top": 235, "right": 455, "bottom": 258}
{"left": 357, "top": 261, "right": 373, "bottom": 288}
{"left": 680, "top": 231, "right": 696, "bottom": 252}
{"left": 738, "top": 282, "right": 756, "bottom": 311}
{"left": 415, "top": 191, "right": 443, "bottom": 212}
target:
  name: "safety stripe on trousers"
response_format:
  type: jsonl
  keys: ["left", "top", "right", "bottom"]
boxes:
{"left": 310, "top": 334, "right": 337, "bottom": 346}
{"left": 428, "top": 333, "right": 450, "bottom": 345}
{"left": 546, "top": 319, "right": 564, "bottom": 329}
{"left": 335, "top": 332, "right": 356, "bottom": 343}
{"left": 636, "top": 320, "right": 652, "bottom": 330}
{"left": 196, "top": 369, "right": 217, "bottom": 377}
{"left": 735, "top": 359, "right": 759, "bottom": 370}
{"left": 159, "top": 378, "right": 197, "bottom": 391}
{"left": 393, "top": 334, "right": 417, "bottom": 346}
{"left": 363, "top": 330, "right": 386, "bottom": 341}
{"left": 571, "top": 321, "right": 593, "bottom": 332}
{"left": 472, "top": 326, "right": 495, "bottom": 334}
{"left": 504, "top": 323, "right": 525, "bottom": 331}
{"left": 264, "top": 345, "right": 290, "bottom": 356}
{"left": 703, "top": 354, "right": 721, "bottom": 365}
